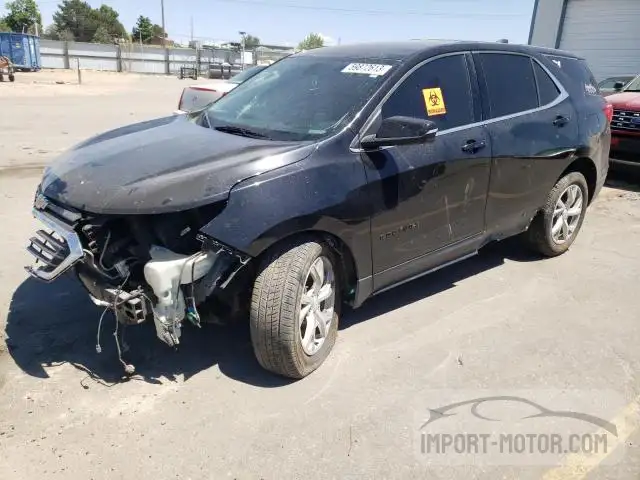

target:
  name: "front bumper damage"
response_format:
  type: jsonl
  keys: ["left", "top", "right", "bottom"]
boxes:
{"left": 25, "top": 202, "right": 251, "bottom": 358}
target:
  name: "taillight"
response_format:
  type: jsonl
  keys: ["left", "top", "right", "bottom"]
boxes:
{"left": 603, "top": 102, "right": 613, "bottom": 123}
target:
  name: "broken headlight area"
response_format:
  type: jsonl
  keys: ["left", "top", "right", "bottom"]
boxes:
{"left": 26, "top": 198, "right": 252, "bottom": 366}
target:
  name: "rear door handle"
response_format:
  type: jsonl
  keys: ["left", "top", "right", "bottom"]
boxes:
{"left": 461, "top": 139, "right": 486, "bottom": 154}
{"left": 553, "top": 115, "right": 569, "bottom": 127}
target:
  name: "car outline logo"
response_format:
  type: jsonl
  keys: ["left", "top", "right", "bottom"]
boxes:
{"left": 419, "top": 396, "right": 618, "bottom": 436}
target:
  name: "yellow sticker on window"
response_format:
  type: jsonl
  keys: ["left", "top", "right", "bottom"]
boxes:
{"left": 422, "top": 88, "right": 447, "bottom": 116}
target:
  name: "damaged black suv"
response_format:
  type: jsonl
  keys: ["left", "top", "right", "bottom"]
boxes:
{"left": 26, "top": 41, "right": 610, "bottom": 378}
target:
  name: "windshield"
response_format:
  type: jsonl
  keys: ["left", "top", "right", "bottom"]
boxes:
{"left": 229, "top": 65, "right": 266, "bottom": 84}
{"left": 624, "top": 76, "right": 640, "bottom": 92}
{"left": 205, "top": 55, "right": 397, "bottom": 141}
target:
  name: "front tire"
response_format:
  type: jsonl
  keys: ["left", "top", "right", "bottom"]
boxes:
{"left": 526, "top": 171, "right": 589, "bottom": 257}
{"left": 250, "top": 239, "right": 339, "bottom": 379}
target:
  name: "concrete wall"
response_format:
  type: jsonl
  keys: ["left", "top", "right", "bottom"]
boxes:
{"left": 528, "top": 0, "right": 567, "bottom": 48}
{"left": 37, "top": 39, "right": 293, "bottom": 75}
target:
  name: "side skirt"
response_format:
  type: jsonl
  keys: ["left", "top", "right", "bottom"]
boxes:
{"left": 352, "top": 233, "right": 484, "bottom": 307}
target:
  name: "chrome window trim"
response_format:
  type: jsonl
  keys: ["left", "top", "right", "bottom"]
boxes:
{"left": 353, "top": 49, "right": 569, "bottom": 150}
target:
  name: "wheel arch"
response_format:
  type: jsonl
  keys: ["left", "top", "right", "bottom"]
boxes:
{"left": 559, "top": 157, "right": 598, "bottom": 204}
{"left": 254, "top": 229, "right": 360, "bottom": 304}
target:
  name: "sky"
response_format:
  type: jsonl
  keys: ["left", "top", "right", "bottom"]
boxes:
{"left": 8, "top": 0, "right": 536, "bottom": 47}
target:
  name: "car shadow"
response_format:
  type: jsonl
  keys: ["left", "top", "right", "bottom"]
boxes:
{"left": 341, "top": 237, "right": 540, "bottom": 329}
{"left": 606, "top": 169, "right": 640, "bottom": 192}
{"left": 4, "top": 237, "right": 541, "bottom": 388}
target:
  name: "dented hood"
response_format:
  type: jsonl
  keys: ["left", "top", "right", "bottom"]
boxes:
{"left": 40, "top": 115, "right": 314, "bottom": 214}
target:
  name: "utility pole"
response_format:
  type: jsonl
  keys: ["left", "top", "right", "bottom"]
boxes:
{"left": 161, "top": 0, "right": 166, "bottom": 48}
{"left": 239, "top": 31, "right": 246, "bottom": 71}
{"left": 190, "top": 16, "right": 194, "bottom": 43}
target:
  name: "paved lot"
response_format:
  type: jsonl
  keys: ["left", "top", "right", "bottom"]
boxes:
{"left": 1, "top": 70, "right": 640, "bottom": 479}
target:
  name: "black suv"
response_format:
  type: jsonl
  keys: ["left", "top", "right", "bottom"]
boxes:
{"left": 26, "top": 41, "right": 611, "bottom": 378}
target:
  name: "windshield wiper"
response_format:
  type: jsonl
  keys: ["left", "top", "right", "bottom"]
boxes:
{"left": 213, "top": 125, "right": 270, "bottom": 139}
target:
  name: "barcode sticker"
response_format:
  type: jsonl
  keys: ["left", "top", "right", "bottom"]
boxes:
{"left": 341, "top": 63, "right": 393, "bottom": 77}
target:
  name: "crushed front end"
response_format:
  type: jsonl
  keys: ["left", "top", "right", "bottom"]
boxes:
{"left": 25, "top": 189, "right": 251, "bottom": 363}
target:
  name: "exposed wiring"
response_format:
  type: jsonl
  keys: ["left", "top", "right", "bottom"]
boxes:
{"left": 172, "top": 251, "right": 206, "bottom": 331}
{"left": 95, "top": 307, "right": 109, "bottom": 354}
{"left": 112, "top": 273, "right": 135, "bottom": 375}
{"left": 98, "top": 230, "right": 114, "bottom": 271}
{"left": 97, "top": 230, "right": 137, "bottom": 274}
{"left": 186, "top": 254, "right": 204, "bottom": 327}
{"left": 95, "top": 272, "right": 130, "bottom": 354}
{"left": 94, "top": 272, "right": 134, "bottom": 376}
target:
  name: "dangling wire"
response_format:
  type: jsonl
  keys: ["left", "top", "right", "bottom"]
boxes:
{"left": 94, "top": 273, "right": 135, "bottom": 375}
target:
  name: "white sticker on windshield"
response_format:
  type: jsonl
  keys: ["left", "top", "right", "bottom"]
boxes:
{"left": 341, "top": 63, "right": 392, "bottom": 77}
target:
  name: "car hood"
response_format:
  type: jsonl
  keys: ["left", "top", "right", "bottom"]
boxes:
{"left": 606, "top": 92, "right": 640, "bottom": 111}
{"left": 40, "top": 115, "right": 315, "bottom": 215}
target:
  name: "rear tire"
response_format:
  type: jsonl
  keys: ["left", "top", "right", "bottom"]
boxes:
{"left": 250, "top": 239, "right": 339, "bottom": 379}
{"left": 526, "top": 172, "right": 589, "bottom": 257}
{"left": 9, "top": 74, "right": 15, "bottom": 82}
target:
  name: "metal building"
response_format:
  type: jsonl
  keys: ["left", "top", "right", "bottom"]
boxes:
{"left": 528, "top": 0, "right": 640, "bottom": 80}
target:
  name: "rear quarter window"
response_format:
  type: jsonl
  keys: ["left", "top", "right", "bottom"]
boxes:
{"left": 543, "top": 55, "right": 599, "bottom": 96}
{"left": 533, "top": 61, "right": 561, "bottom": 106}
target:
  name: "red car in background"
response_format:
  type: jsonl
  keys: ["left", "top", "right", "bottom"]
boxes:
{"left": 607, "top": 74, "right": 640, "bottom": 170}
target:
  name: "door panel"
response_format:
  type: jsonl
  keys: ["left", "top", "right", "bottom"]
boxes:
{"left": 474, "top": 52, "right": 579, "bottom": 238}
{"left": 483, "top": 102, "right": 578, "bottom": 237}
{"left": 356, "top": 52, "right": 491, "bottom": 292}
{"left": 362, "top": 126, "right": 491, "bottom": 289}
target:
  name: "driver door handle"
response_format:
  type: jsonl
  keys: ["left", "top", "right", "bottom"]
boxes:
{"left": 553, "top": 115, "right": 570, "bottom": 127}
{"left": 461, "top": 139, "right": 486, "bottom": 154}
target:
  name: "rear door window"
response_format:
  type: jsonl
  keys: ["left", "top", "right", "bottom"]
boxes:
{"left": 533, "top": 61, "right": 561, "bottom": 106}
{"left": 381, "top": 54, "right": 475, "bottom": 131}
{"left": 478, "top": 53, "right": 538, "bottom": 118}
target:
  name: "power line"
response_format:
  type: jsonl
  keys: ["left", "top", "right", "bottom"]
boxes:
{"left": 213, "top": 0, "right": 527, "bottom": 18}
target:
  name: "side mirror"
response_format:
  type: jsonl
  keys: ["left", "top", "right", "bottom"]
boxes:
{"left": 613, "top": 81, "right": 625, "bottom": 91}
{"left": 360, "top": 116, "right": 438, "bottom": 149}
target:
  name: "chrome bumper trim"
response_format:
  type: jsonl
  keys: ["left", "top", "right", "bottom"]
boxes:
{"left": 25, "top": 208, "right": 84, "bottom": 282}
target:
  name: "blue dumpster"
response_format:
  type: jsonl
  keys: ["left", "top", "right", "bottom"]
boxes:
{"left": 0, "top": 32, "right": 41, "bottom": 71}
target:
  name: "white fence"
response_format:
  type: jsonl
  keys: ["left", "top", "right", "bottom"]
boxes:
{"left": 39, "top": 39, "right": 293, "bottom": 76}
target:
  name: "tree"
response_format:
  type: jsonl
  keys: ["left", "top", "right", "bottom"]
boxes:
{"left": 0, "top": 17, "right": 11, "bottom": 32}
{"left": 243, "top": 34, "right": 260, "bottom": 49}
{"left": 94, "top": 4, "right": 125, "bottom": 38}
{"left": 297, "top": 33, "right": 324, "bottom": 51}
{"left": 52, "top": 0, "right": 126, "bottom": 43}
{"left": 42, "top": 24, "right": 74, "bottom": 41}
{"left": 52, "top": 0, "right": 95, "bottom": 42}
{"left": 92, "top": 25, "right": 112, "bottom": 44}
{"left": 152, "top": 24, "right": 166, "bottom": 39}
{"left": 132, "top": 15, "right": 153, "bottom": 43}
{"left": 3, "top": 0, "right": 42, "bottom": 34}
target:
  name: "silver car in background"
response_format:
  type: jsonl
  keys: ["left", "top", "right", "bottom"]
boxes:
{"left": 175, "top": 65, "right": 267, "bottom": 114}
{"left": 598, "top": 75, "right": 637, "bottom": 96}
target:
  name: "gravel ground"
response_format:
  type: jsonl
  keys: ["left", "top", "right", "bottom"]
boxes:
{"left": 1, "top": 70, "right": 640, "bottom": 480}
